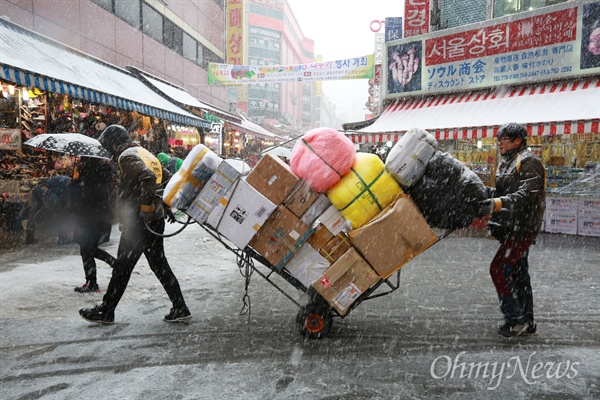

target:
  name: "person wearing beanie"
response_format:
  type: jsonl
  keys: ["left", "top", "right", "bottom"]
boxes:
{"left": 78, "top": 125, "right": 191, "bottom": 325}
{"left": 477, "top": 122, "right": 546, "bottom": 338}
{"left": 157, "top": 152, "right": 184, "bottom": 174}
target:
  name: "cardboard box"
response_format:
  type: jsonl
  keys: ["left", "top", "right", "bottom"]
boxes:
{"left": 307, "top": 223, "right": 334, "bottom": 251}
{"left": 319, "top": 233, "right": 352, "bottom": 263}
{"left": 284, "top": 181, "right": 322, "bottom": 218}
{"left": 206, "top": 189, "right": 232, "bottom": 229}
{"left": 216, "top": 179, "right": 277, "bottom": 249}
{"left": 246, "top": 154, "right": 299, "bottom": 205}
{"left": 349, "top": 194, "right": 438, "bottom": 279}
{"left": 185, "top": 159, "right": 250, "bottom": 224}
{"left": 249, "top": 205, "right": 311, "bottom": 270}
{"left": 312, "top": 247, "right": 380, "bottom": 316}
{"left": 300, "top": 194, "right": 331, "bottom": 226}
{"left": 284, "top": 244, "right": 331, "bottom": 288}
{"left": 316, "top": 204, "right": 348, "bottom": 236}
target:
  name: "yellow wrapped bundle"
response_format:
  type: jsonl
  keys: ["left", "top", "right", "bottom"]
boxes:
{"left": 327, "top": 152, "right": 402, "bottom": 229}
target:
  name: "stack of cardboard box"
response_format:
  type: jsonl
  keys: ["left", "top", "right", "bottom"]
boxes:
{"left": 192, "top": 150, "right": 438, "bottom": 317}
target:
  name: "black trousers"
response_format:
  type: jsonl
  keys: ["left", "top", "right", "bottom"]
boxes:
{"left": 102, "top": 216, "right": 187, "bottom": 312}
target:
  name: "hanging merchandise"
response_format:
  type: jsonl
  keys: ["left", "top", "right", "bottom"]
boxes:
{"left": 406, "top": 151, "right": 487, "bottom": 229}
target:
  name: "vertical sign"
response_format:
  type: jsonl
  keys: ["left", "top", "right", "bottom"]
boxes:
{"left": 404, "top": 0, "right": 430, "bottom": 38}
{"left": 373, "top": 31, "right": 385, "bottom": 111}
{"left": 226, "top": 0, "right": 247, "bottom": 112}
{"left": 385, "top": 17, "right": 403, "bottom": 42}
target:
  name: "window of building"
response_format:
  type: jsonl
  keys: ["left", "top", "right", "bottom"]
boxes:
{"left": 197, "top": 43, "right": 204, "bottom": 66}
{"left": 163, "top": 18, "right": 183, "bottom": 55}
{"left": 493, "top": 0, "right": 569, "bottom": 18}
{"left": 90, "top": 0, "right": 113, "bottom": 12}
{"left": 183, "top": 32, "right": 198, "bottom": 62}
{"left": 142, "top": 3, "right": 163, "bottom": 43}
{"left": 115, "top": 0, "right": 141, "bottom": 29}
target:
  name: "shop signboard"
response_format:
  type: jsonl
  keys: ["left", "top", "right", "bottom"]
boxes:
{"left": 226, "top": 0, "right": 247, "bottom": 113}
{"left": 385, "top": 17, "right": 403, "bottom": 42}
{"left": 385, "top": 0, "right": 600, "bottom": 99}
{"left": 545, "top": 196, "right": 578, "bottom": 235}
{"left": 208, "top": 55, "right": 374, "bottom": 85}
{"left": 577, "top": 197, "right": 600, "bottom": 237}
{"left": 0, "top": 128, "right": 21, "bottom": 150}
{"left": 404, "top": 0, "right": 430, "bottom": 38}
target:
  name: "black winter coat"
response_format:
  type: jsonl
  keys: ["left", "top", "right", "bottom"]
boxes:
{"left": 488, "top": 147, "right": 546, "bottom": 242}
{"left": 69, "top": 158, "right": 116, "bottom": 245}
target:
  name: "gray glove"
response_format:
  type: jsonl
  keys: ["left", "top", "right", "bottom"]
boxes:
{"left": 477, "top": 199, "right": 495, "bottom": 217}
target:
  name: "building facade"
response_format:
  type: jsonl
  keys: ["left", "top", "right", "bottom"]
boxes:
{"left": 1, "top": 0, "right": 229, "bottom": 109}
{"left": 242, "top": 0, "right": 317, "bottom": 131}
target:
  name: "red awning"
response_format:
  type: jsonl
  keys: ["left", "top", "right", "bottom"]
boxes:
{"left": 347, "top": 77, "right": 600, "bottom": 143}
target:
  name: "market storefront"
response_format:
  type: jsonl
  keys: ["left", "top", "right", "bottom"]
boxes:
{"left": 344, "top": 0, "right": 600, "bottom": 236}
{"left": 0, "top": 18, "right": 208, "bottom": 236}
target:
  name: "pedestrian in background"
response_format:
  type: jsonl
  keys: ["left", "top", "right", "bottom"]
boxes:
{"left": 79, "top": 125, "right": 191, "bottom": 324}
{"left": 477, "top": 122, "right": 546, "bottom": 338}
{"left": 69, "top": 157, "right": 117, "bottom": 293}
{"left": 157, "top": 152, "right": 183, "bottom": 174}
{"left": 25, "top": 156, "right": 74, "bottom": 244}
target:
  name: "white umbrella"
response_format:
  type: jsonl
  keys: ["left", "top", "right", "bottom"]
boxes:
{"left": 24, "top": 133, "right": 111, "bottom": 159}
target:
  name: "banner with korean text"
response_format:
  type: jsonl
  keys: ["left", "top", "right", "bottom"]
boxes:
{"left": 208, "top": 55, "right": 374, "bottom": 85}
{"left": 386, "top": 0, "right": 600, "bottom": 99}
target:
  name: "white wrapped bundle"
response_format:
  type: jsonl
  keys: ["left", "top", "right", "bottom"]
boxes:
{"left": 163, "top": 144, "right": 220, "bottom": 210}
{"left": 385, "top": 128, "right": 437, "bottom": 189}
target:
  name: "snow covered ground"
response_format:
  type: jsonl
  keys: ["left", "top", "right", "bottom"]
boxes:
{"left": 1, "top": 223, "right": 599, "bottom": 399}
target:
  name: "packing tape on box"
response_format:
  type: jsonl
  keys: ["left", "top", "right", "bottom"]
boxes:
{"left": 275, "top": 228, "right": 313, "bottom": 271}
{"left": 164, "top": 147, "right": 209, "bottom": 206}
{"left": 320, "top": 234, "right": 351, "bottom": 262}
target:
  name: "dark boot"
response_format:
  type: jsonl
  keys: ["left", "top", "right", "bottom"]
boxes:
{"left": 79, "top": 302, "right": 114, "bottom": 325}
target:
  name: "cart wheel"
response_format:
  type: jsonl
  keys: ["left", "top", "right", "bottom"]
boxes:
{"left": 296, "top": 302, "right": 332, "bottom": 339}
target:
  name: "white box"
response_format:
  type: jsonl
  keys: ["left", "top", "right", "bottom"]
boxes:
{"left": 316, "top": 204, "right": 349, "bottom": 235}
{"left": 578, "top": 198, "right": 600, "bottom": 215}
{"left": 284, "top": 244, "right": 331, "bottom": 288}
{"left": 546, "top": 197, "right": 577, "bottom": 215}
{"left": 215, "top": 179, "right": 276, "bottom": 249}
{"left": 185, "top": 159, "right": 250, "bottom": 224}
{"left": 300, "top": 194, "right": 331, "bottom": 226}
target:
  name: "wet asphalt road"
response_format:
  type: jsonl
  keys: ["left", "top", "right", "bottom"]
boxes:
{"left": 0, "top": 224, "right": 599, "bottom": 399}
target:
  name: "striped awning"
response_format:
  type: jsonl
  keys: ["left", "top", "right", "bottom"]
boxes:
{"left": 0, "top": 18, "right": 207, "bottom": 128}
{"left": 346, "top": 77, "right": 600, "bottom": 143}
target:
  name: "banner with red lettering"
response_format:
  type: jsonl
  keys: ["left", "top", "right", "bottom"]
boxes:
{"left": 404, "top": 0, "right": 430, "bottom": 38}
{"left": 386, "top": 0, "right": 600, "bottom": 99}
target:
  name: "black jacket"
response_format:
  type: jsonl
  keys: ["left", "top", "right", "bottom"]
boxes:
{"left": 488, "top": 147, "right": 546, "bottom": 241}
{"left": 114, "top": 142, "right": 172, "bottom": 223}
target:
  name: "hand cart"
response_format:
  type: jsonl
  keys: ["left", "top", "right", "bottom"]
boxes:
{"left": 158, "top": 211, "right": 452, "bottom": 339}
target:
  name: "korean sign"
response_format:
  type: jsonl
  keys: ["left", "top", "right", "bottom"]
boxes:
{"left": 386, "top": 0, "right": 600, "bottom": 99}
{"left": 0, "top": 128, "right": 21, "bottom": 150}
{"left": 404, "top": 0, "right": 430, "bottom": 38}
{"left": 208, "top": 55, "right": 374, "bottom": 85}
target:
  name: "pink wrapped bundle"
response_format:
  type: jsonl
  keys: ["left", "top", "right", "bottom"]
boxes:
{"left": 290, "top": 128, "right": 356, "bottom": 192}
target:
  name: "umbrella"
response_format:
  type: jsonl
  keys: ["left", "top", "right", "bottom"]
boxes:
{"left": 24, "top": 133, "right": 111, "bottom": 159}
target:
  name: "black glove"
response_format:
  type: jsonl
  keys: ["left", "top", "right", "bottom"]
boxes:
{"left": 165, "top": 207, "right": 176, "bottom": 224}
{"left": 476, "top": 199, "right": 495, "bottom": 217}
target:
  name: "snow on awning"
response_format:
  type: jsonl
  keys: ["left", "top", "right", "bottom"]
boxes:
{"left": 347, "top": 78, "right": 600, "bottom": 143}
{"left": 230, "top": 115, "right": 284, "bottom": 142}
{"left": 0, "top": 18, "right": 206, "bottom": 128}
{"left": 129, "top": 67, "right": 241, "bottom": 126}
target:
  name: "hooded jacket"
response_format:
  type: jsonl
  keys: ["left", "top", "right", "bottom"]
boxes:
{"left": 488, "top": 147, "right": 546, "bottom": 241}
{"left": 114, "top": 142, "right": 172, "bottom": 222}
